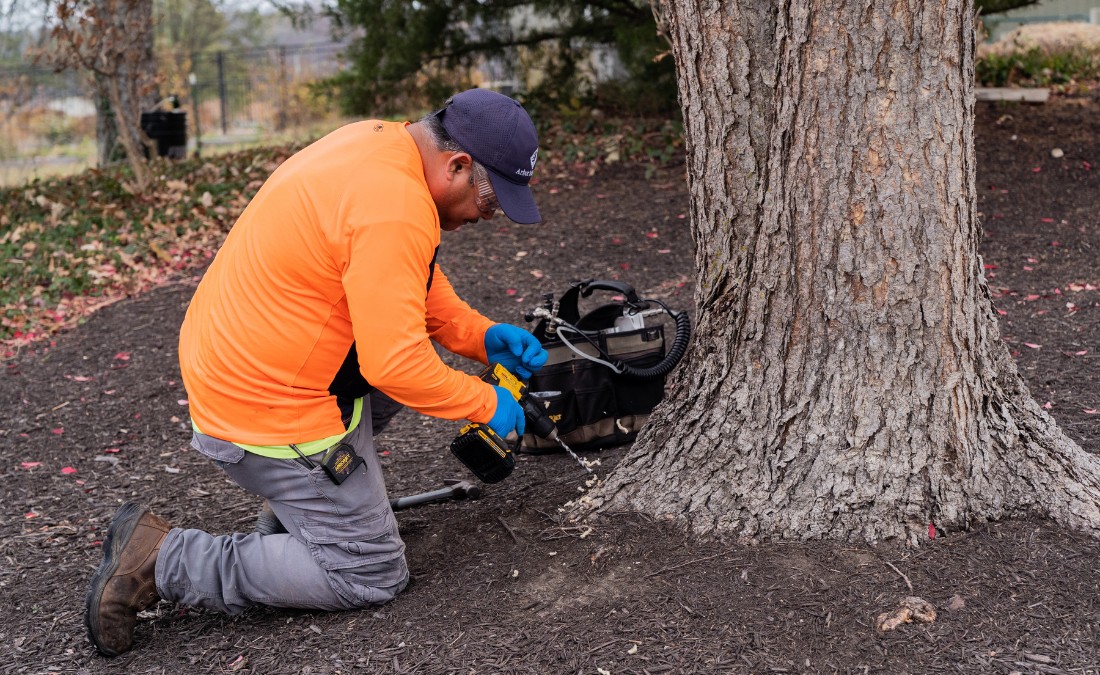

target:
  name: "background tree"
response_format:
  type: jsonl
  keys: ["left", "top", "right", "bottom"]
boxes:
{"left": 43, "top": 0, "right": 157, "bottom": 188}
{"left": 295, "top": 0, "right": 677, "bottom": 114}
{"left": 153, "top": 0, "right": 270, "bottom": 96}
{"left": 0, "top": 0, "right": 48, "bottom": 64}
{"left": 154, "top": 0, "right": 229, "bottom": 96}
{"left": 273, "top": 0, "right": 1039, "bottom": 115}
{"left": 584, "top": 0, "right": 1100, "bottom": 544}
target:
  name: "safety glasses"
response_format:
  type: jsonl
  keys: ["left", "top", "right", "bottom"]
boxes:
{"left": 472, "top": 164, "right": 500, "bottom": 216}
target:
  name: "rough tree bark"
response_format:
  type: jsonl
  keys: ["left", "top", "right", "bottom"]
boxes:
{"left": 586, "top": 0, "right": 1100, "bottom": 544}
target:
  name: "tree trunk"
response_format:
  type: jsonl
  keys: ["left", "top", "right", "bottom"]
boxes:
{"left": 587, "top": 0, "right": 1100, "bottom": 544}
{"left": 92, "top": 0, "right": 156, "bottom": 173}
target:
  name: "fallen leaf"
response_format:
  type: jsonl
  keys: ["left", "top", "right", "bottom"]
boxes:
{"left": 113, "top": 352, "right": 131, "bottom": 361}
{"left": 1085, "top": 409, "right": 1099, "bottom": 415}
{"left": 505, "top": 289, "right": 517, "bottom": 296}
{"left": 51, "top": 428, "right": 64, "bottom": 435}
{"left": 60, "top": 466, "right": 77, "bottom": 475}
{"left": 1043, "top": 401, "right": 1053, "bottom": 409}
{"left": 1023, "top": 343, "right": 1042, "bottom": 349}
{"left": 20, "top": 462, "right": 41, "bottom": 469}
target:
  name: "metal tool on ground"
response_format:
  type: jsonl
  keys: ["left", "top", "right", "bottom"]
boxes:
{"left": 450, "top": 363, "right": 591, "bottom": 483}
{"left": 255, "top": 478, "right": 483, "bottom": 533}
{"left": 389, "top": 479, "right": 482, "bottom": 510}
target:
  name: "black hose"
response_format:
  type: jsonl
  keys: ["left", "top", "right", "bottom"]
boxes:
{"left": 618, "top": 310, "right": 692, "bottom": 379}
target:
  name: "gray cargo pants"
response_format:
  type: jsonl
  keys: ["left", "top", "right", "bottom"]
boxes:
{"left": 155, "top": 392, "right": 409, "bottom": 614}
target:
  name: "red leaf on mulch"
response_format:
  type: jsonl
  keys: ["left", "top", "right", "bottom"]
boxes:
{"left": 1084, "top": 409, "right": 1098, "bottom": 415}
{"left": 60, "top": 467, "right": 77, "bottom": 475}
{"left": 51, "top": 428, "right": 64, "bottom": 435}
{"left": 113, "top": 352, "right": 131, "bottom": 361}
{"left": 64, "top": 374, "right": 93, "bottom": 382}
{"left": 20, "top": 462, "right": 41, "bottom": 469}
{"left": 1023, "top": 343, "right": 1042, "bottom": 349}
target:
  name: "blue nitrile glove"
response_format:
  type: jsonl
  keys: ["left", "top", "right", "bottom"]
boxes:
{"left": 484, "top": 323, "right": 548, "bottom": 379}
{"left": 487, "top": 385, "right": 526, "bottom": 438}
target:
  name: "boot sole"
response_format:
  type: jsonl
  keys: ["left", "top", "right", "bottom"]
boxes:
{"left": 84, "top": 501, "right": 145, "bottom": 657}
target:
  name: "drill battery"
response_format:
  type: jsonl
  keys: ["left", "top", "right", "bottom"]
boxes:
{"left": 450, "top": 423, "right": 516, "bottom": 483}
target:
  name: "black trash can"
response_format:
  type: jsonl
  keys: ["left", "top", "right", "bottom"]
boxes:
{"left": 140, "top": 110, "right": 188, "bottom": 159}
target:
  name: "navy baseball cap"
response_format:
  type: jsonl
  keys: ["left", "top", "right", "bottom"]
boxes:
{"left": 436, "top": 88, "right": 541, "bottom": 224}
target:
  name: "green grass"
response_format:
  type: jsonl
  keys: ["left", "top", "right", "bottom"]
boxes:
{"left": 977, "top": 47, "right": 1100, "bottom": 88}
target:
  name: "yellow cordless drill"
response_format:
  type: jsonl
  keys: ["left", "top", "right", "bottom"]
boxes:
{"left": 450, "top": 362, "right": 562, "bottom": 483}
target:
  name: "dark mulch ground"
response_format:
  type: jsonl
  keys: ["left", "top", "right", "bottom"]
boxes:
{"left": 2, "top": 95, "right": 1099, "bottom": 674}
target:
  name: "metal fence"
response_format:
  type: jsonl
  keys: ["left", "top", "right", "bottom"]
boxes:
{"left": 0, "top": 42, "right": 350, "bottom": 185}
{"left": 184, "top": 42, "right": 349, "bottom": 152}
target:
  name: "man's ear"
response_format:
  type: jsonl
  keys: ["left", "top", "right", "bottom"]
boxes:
{"left": 446, "top": 152, "right": 473, "bottom": 180}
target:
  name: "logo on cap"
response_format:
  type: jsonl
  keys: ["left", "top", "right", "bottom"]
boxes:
{"left": 516, "top": 148, "right": 538, "bottom": 178}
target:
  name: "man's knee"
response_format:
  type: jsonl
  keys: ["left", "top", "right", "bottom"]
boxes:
{"left": 297, "top": 510, "right": 409, "bottom": 609}
{"left": 329, "top": 554, "right": 410, "bottom": 608}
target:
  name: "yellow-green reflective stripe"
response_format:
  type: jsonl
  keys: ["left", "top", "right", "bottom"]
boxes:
{"left": 191, "top": 397, "right": 364, "bottom": 459}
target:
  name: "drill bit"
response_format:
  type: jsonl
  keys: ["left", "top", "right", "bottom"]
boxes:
{"left": 553, "top": 435, "right": 593, "bottom": 474}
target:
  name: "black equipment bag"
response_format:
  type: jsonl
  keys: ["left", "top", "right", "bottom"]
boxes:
{"left": 522, "top": 279, "right": 690, "bottom": 453}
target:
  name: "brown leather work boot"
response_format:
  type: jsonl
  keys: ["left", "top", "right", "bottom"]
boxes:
{"left": 84, "top": 502, "right": 170, "bottom": 657}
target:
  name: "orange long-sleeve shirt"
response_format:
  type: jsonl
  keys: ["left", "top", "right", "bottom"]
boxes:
{"left": 179, "top": 120, "right": 496, "bottom": 446}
